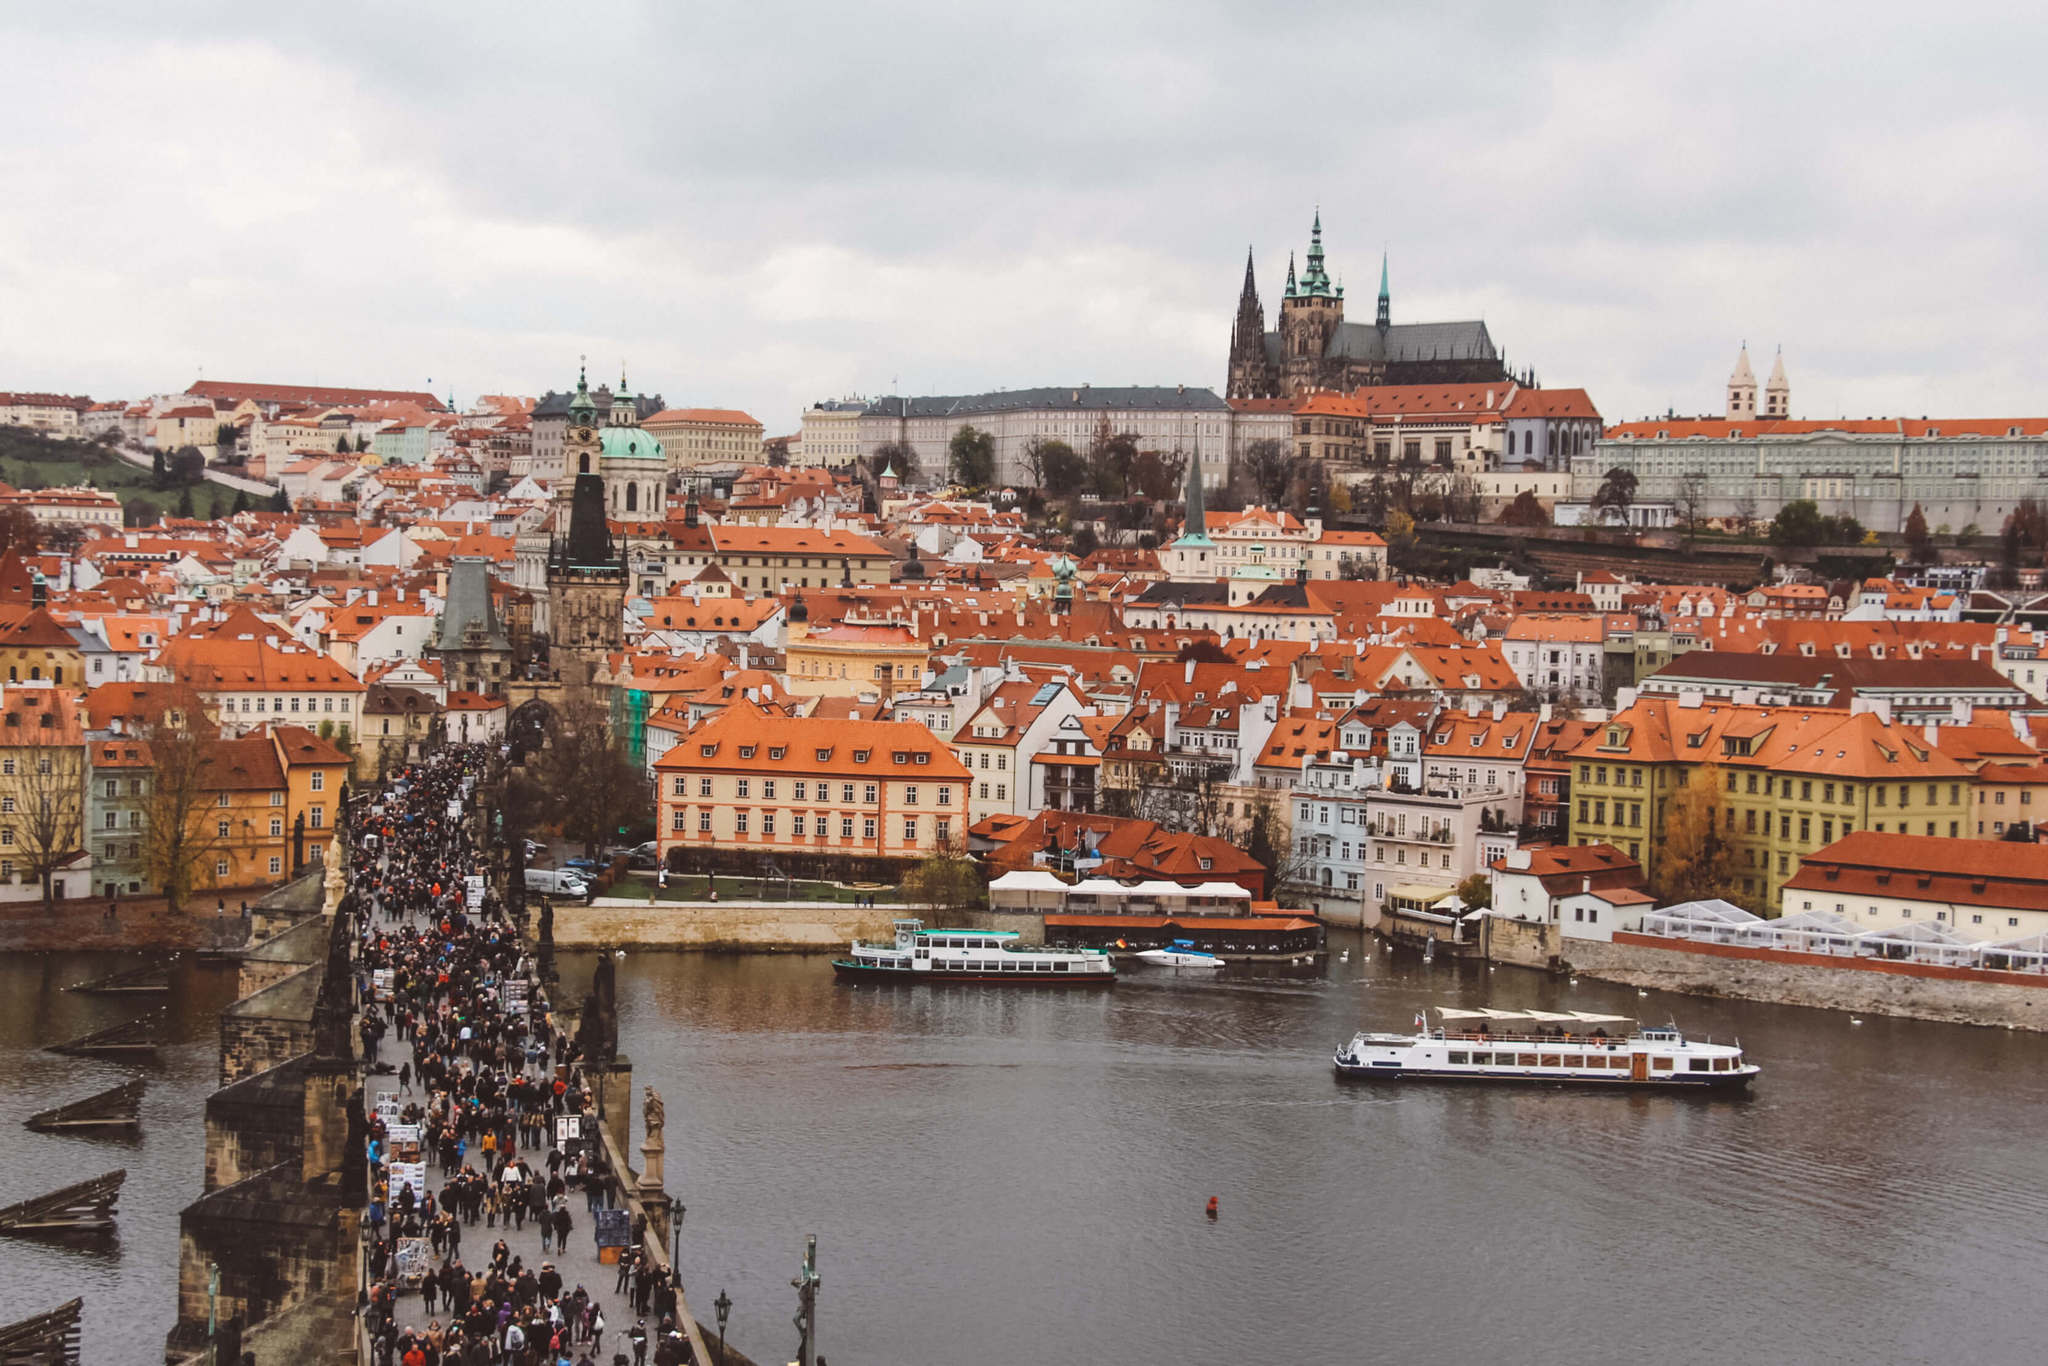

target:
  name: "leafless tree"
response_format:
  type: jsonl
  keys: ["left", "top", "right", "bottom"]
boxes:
{"left": 13, "top": 736, "right": 84, "bottom": 912}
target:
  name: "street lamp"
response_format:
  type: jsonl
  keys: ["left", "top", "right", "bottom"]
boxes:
{"left": 713, "top": 1289, "right": 732, "bottom": 1366}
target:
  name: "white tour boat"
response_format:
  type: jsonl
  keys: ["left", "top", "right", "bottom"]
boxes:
{"left": 1134, "top": 940, "right": 1226, "bottom": 970}
{"left": 1333, "top": 1007, "right": 1758, "bottom": 1090}
{"left": 834, "top": 919, "right": 1115, "bottom": 986}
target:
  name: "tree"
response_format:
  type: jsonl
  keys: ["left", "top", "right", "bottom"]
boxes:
{"left": 1385, "top": 507, "right": 1417, "bottom": 554}
{"left": 269, "top": 487, "right": 291, "bottom": 513}
{"left": 1498, "top": 488, "right": 1551, "bottom": 527}
{"left": 216, "top": 422, "right": 240, "bottom": 456}
{"left": 1676, "top": 470, "right": 1709, "bottom": 541}
{"left": 139, "top": 712, "right": 228, "bottom": 913}
{"left": 1231, "top": 438, "right": 1292, "bottom": 507}
{"left": 232, "top": 489, "right": 251, "bottom": 515}
{"left": 871, "top": 440, "right": 920, "bottom": 485}
{"left": 15, "top": 738, "right": 84, "bottom": 914}
{"left": 1902, "top": 503, "right": 1932, "bottom": 562}
{"left": 1070, "top": 524, "right": 1100, "bottom": 559}
{"left": 1328, "top": 481, "right": 1354, "bottom": 515}
{"left": 1654, "top": 763, "right": 1739, "bottom": 905}
{"left": 2000, "top": 499, "right": 2048, "bottom": 580}
{"left": 1084, "top": 422, "right": 1137, "bottom": 500}
{"left": 356, "top": 433, "right": 371, "bottom": 453}
{"left": 533, "top": 697, "right": 652, "bottom": 858}
{"left": 1453, "top": 873, "right": 1492, "bottom": 911}
{"left": 1731, "top": 488, "right": 1759, "bottom": 536}
{"left": 170, "top": 445, "right": 206, "bottom": 482}
{"left": 151, "top": 448, "right": 167, "bottom": 487}
{"left": 176, "top": 485, "right": 195, "bottom": 519}
{"left": 1128, "top": 447, "right": 1187, "bottom": 505}
{"left": 336, "top": 435, "right": 350, "bottom": 453}
{"left": 0, "top": 504, "right": 40, "bottom": 556}
{"left": 1768, "top": 499, "right": 1826, "bottom": 548}
{"left": 901, "top": 835, "right": 984, "bottom": 914}
{"left": 947, "top": 425, "right": 996, "bottom": 488}
{"left": 1591, "top": 467, "right": 1638, "bottom": 523}
{"left": 1022, "top": 437, "right": 1084, "bottom": 498}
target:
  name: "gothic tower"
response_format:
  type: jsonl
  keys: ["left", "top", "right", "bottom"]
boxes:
{"left": 546, "top": 467, "right": 626, "bottom": 691}
{"left": 1726, "top": 344, "right": 1758, "bottom": 421}
{"left": 1376, "top": 252, "right": 1390, "bottom": 332}
{"left": 561, "top": 362, "right": 603, "bottom": 507}
{"left": 1279, "top": 212, "right": 1344, "bottom": 394}
{"left": 1764, "top": 348, "right": 1790, "bottom": 419}
{"left": 1226, "top": 248, "right": 1276, "bottom": 399}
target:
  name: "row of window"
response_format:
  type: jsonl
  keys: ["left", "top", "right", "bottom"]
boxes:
{"left": 670, "top": 808, "right": 948, "bottom": 844}
{"left": 672, "top": 776, "right": 950, "bottom": 805}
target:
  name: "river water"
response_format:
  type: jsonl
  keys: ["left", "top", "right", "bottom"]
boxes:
{"left": 0, "top": 939, "right": 2040, "bottom": 1365}
{"left": 585, "top": 937, "right": 2048, "bottom": 1366}
{"left": 0, "top": 951, "right": 239, "bottom": 1366}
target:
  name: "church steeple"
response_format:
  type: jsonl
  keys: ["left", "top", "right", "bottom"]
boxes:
{"left": 1182, "top": 446, "right": 1209, "bottom": 542}
{"left": 1764, "top": 347, "right": 1790, "bottom": 419}
{"left": 1376, "top": 253, "right": 1390, "bottom": 332}
{"left": 1301, "top": 210, "right": 1332, "bottom": 296}
{"left": 1283, "top": 252, "right": 1297, "bottom": 299}
{"left": 568, "top": 358, "right": 597, "bottom": 427}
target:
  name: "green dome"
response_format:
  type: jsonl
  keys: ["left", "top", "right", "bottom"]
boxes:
{"left": 601, "top": 426, "right": 666, "bottom": 462}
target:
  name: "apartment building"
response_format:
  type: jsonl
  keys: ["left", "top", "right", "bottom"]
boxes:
{"left": 654, "top": 707, "right": 972, "bottom": 877}
{"left": 1567, "top": 695, "right": 1973, "bottom": 910}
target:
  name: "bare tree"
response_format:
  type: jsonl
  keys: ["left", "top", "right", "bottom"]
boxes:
{"left": 14, "top": 737, "right": 84, "bottom": 913}
{"left": 534, "top": 696, "right": 651, "bottom": 858}
{"left": 1676, "top": 470, "right": 1709, "bottom": 542}
{"left": 139, "top": 718, "right": 228, "bottom": 913}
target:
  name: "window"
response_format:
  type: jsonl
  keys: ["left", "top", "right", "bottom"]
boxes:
{"left": 672, "top": 809, "right": 687, "bottom": 832}
{"left": 270, "top": 791, "right": 283, "bottom": 806}
{"left": 217, "top": 793, "right": 230, "bottom": 809}
{"left": 937, "top": 787, "right": 951, "bottom": 806}
{"left": 699, "top": 777, "right": 713, "bottom": 797}
{"left": 793, "top": 815, "right": 807, "bottom": 837}
{"left": 842, "top": 783, "right": 855, "bottom": 803}
{"left": 902, "top": 817, "right": 918, "bottom": 842}
{"left": 735, "top": 811, "right": 749, "bottom": 834}
{"left": 268, "top": 857, "right": 283, "bottom": 875}
{"left": 699, "top": 811, "right": 712, "bottom": 832}
{"left": 736, "top": 779, "right": 750, "bottom": 799}
{"left": 310, "top": 808, "right": 324, "bottom": 829}
{"left": 763, "top": 780, "right": 777, "bottom": 800}
{"left": 217, "top": 820, "right": 231, "bottom": 838}
{"left": 795, "top": 781, "right": 808, "bottom": 801}
{"left": 270, "top": 817, "right": 283, "bottom": 837}
{"left": 841, "top": 816, "right": 854, "bottom": 838}
{"left": 904, "top": 786, "right": 919, "bottom": 806}
{"left": 216, "top": 859, "right": 229, "bottom": 878}
{"left": 762, "top": 813, "right": 775, "bottom": 836}
{"left": 863, "top": 784, "right": 878, "bottom": 804}
{"left": 310, "top": 771, "right": 324, "bottom": 791}
{"left": 863, "top": 817, "right": 877, "bottom": 840}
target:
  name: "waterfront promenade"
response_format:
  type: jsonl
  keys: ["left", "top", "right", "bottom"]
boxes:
{"left": 347, "top": 747, "right": 715, "bottom": 1365}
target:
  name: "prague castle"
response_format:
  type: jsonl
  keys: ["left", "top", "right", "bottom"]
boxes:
{"left": 1226, "top": 213, "right": 1510, "bottom": 399}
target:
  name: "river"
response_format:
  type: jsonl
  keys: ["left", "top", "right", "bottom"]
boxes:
{"left": 587, "top": 937, "right": 2048, "bottom": 1366}
{"left": 0, "top": 938, "right": 2040, "bottom": 1365}
{"left": 0, "top": 951, "right": 239, "bottom": 1366}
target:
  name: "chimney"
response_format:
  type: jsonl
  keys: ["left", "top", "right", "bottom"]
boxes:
{"left": 1491, "top": 699, "right": 1507, "bottom": 721}
{"left": 1184, "top": 659, "right": 1196, "bottom": 684}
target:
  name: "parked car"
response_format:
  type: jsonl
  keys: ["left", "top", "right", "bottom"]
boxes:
{"left": 604, "top": 841, "right": 660, "bottom": 870}
{"left": 523, "top": 839, "right": 547, "bottom": 860}
{"left": 563, "top": 856, "right": 602, "bottom": 875}
{"left": 524, "top": 868, "right": 588, "bottom": 897}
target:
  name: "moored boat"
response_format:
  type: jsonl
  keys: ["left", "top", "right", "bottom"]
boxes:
{"left": 1333, "top": 1007, "right": 1758, "bottom": 1090}
{"left": 833, "top": 919, "right": 1115, "bottom": 985}
{"left": 1134, "top": 940, "right": 1225, "bottom": 970}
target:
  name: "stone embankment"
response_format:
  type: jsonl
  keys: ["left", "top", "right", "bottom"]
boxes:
{"left": 1481, "top": 916, "right": 2048, "bottom": 1031}
{"left": 554, "top": 899, "right": 1037, "bottom": 951}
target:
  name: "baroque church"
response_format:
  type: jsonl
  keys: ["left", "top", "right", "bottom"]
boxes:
{"left": 1226, "top": 214, "right": 1511, "bottom": 399}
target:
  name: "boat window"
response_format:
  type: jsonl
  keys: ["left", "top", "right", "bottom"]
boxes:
{"left": 1054, "top": 962, "right": 1068, "bottom": 971}
{"left": 1448, "top": 1051, "right": 1468, "bottom": 1064}
{"left": 1712, "top": 1057, "right": 1730, "bottom": 1071}
{"left": 1517, "top": 1054, "right": 1538, "bottom": 1067}
{"left": 1689, "top": 1059, "right": 1710, "bottom": 1072}
{"left": 1654, "top": 1057, "right": 1674, "bottom": 1071}
{"left": 1539, "top": 1054, "right": 1561, "bottom": 1068}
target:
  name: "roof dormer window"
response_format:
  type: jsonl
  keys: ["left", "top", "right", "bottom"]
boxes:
{"left": 853, "top": 749, "right": 871, "bottom": 763}
{"left": 700, "top": 743, "right": 718, "bottom": 757}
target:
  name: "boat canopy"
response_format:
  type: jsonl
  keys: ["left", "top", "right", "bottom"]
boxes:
{"left": 1434, "top": 1007, "right": 1633, "bottom": 1026}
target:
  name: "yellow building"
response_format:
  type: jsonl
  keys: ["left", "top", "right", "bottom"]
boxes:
{"left": 1567, "top": 697, "right": 1972, "bottom": 910}
{"left": 0, "top": 686, "right": 87, "bottom": 902}
{"left": 1971, "top": 762, "right": 2048, "bottom": 839}
{"left": 643, "top": 407, "right": 764, "bottom": 470}
{"left": 784, "top": 615, "right": 929, "bottom": 700}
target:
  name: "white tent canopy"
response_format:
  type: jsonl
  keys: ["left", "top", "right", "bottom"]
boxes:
{"left": 1183, "top": 881, "right": 1253, "bottom": 899}
{"left": 987, "top": 870, "right": 1068, "bottom": 893}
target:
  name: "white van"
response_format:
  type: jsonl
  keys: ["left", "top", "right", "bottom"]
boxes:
{"left": 524, "top": 868, "right": 588, "bottom": 897}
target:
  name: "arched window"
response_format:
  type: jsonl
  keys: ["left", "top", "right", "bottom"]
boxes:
{"left": 626, "top": 483, "right": 638, "bottom": 513}
{"left": 579, "top": 454, "right": 590, "bottom": 474}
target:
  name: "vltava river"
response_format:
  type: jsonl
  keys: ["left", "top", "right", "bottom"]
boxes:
{"left": 593, "top": 938, "right": 2048, "bottom": 1366}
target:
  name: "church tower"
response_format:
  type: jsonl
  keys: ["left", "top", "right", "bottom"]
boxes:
{"left": 1226, "top": 249, "right": 1277, "bottom": 399}
{"left": 561, "top": 362, "right": 603, "bottom": 504}
{"left": 1763, "top": 348, "right": 1790, "bottom": 419}
{"left": 1376, "top": 253, "right": 1390, "bottom": 333}
{"left": 1726, "top": 345, "right": 1758, "bottom": 421}
{"left": 1279, "top": 212, "right": 1344, "bottom": 394}
{"left": 598, "top": 370, "right": 666, "bottom": 520}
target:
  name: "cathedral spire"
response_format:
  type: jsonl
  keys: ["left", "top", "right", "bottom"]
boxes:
{"left": 1301, "top": 209, "right": 1330, "bottom": 296}
{"left": 1284, "top": 252, "right": 1297, "bottom": 299}
{"left": 1181, "top": 445, "right": 1209, "bottom": 543}
{"left": 1376, "top": 252, "right": 1390, "bottom": 332}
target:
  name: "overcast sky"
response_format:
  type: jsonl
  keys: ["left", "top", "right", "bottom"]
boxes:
{"left": 4, "top": 2, "right": 2045, "bottom": 432}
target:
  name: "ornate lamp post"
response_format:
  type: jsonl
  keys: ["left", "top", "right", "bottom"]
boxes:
{"left": 713, "top": 1289, "right": 732, "bottom": 1366}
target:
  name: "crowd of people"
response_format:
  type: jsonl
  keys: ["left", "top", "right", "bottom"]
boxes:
{"left": 348, "top": 747, "right": 700, "bottom": 1366}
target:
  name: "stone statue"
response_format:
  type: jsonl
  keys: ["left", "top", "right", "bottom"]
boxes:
{"left": 644, "top": 1085, "right": 665, "bottom": 1138}
{"left": 576, "top": 951, "right": 618, "bottom": 1065}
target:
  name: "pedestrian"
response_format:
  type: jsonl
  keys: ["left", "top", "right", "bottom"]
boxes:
{"left": 400, "top": 1060, "right": 412, "bottom": 1093}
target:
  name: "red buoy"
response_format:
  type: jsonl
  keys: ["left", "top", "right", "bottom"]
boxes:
{"left": 1206, "top": 1196, "right": 1219, "bottom": 1219}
